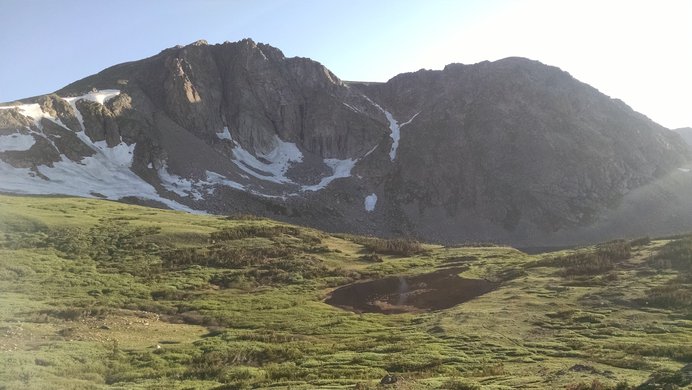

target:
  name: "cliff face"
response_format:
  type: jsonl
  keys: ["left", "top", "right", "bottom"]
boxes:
{"left": 1, "top": 39, "right": 689, "bottom": 245}
{"left": 354, "top": 59, "right": 688, "bottom": 241}
{"left": 675, "top": 127, "right": 692, "bottom": 146}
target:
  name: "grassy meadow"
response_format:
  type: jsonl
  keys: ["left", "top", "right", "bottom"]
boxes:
{"left": 0, "top": 194, "right": 690, "bottom": 389}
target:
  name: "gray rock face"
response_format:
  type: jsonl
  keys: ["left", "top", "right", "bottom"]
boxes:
{"left": 675, "top": 127, "right": 692, "bottom": 145}
{"left": 77, "top": 99, "right": 121, "bottom": 146}
{"left": 354, "top": 58, "right": 689, "bottom": 241}
{"left": 37, "top": 94, "right": 81, "bottom": 132}
{"left": 63, "top": 39, "right": 386, "bottom": 160}
{"left": 1, "top": 40, "right": 690, "bottom": 246}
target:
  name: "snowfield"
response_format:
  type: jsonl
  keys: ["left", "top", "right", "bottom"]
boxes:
{"left": 0, "top": 133, "right": 35, "bottom": 152}
{"left": 363, "top": 97, "right": 420, "bottom": 161}
{"left": 364, "top": 193, "right": 378, "bottom": 212}
{"left": 232, "top": 135, "right": 303, "bottom": 184}
{"left": 0, "top": 90, "right": 195, "bottom": 212}
{"left": 301, "top": 158, "right": 357, "bottom": 192}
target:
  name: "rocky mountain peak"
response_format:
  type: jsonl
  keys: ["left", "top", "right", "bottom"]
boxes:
{"left": 1, "top": 40, "right": 691, "bottom": 246}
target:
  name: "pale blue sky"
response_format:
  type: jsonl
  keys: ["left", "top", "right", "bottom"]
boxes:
{"left": 1, "top": 0, "right": 690, "bottom": 128}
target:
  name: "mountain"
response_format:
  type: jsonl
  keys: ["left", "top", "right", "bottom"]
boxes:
{"left": 675, "top": 127, "right": 692, "bottom": 145}
{"left": 1, "top": 39, "right": 690, "bottom": 246}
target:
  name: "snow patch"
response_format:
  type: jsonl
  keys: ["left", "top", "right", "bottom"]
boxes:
{"left": 363, "top": 144, "right": 379, "bottom": 158}
{"left": 63, "top": 89, "right": 121, "bottom": 106}
{"left": 302, "top": 158, "right": 356, "bottom": 192}
{"left": 363, "top": 97, "right": 420, "bottom": 161}
{"left": 0, "top": 133, "right": 35, "bottom": 152}
{"left": 232, "top": 136, "right": 303, "bottom": 184}
{"left": 400, "top": 112, "right": 421, "bottom": 127}
{"left": 206, "top": 171, "right": 287, "bottom": 199}
{"left": 0, "top": 103, "right": 45, "bottom": 128}
{"left": 93, "top": 140, "right": 135, "bottom": 166}
{"left": 0, "top": 89, "right": 121, "bottom": 132}
{"left": 0, "top": 154, "right": 193, "bottom": 213}
{"left": 216, "top": 126, "right": 233, "bottom": 141}
{"left": 678, "top": 168, "right": 691, "bottom": 173}
{"left": 158, "top": 165, "right": 206, "bottom": 201}
{"left": 382, "top": 111, "right": 420, "bottom": 160}
{"left": 382, "top": 111, "right": 401, "bottom": 160}
{"left": 364, "top": 193, "right": 378, "bottom": 212}
{"left": 205, "top": 171, "right": 246, "bottom": 192}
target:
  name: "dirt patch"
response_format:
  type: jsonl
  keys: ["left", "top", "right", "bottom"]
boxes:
{"left": 325, "top": 267, "right": 496, "bottom": 314}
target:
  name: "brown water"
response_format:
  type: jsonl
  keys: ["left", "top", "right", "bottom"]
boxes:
{"left": 325, "top": 267, "right": 496, "bottom": 314}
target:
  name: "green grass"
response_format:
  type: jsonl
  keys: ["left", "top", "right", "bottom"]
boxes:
{"left": 0, "top": 194, "right": 690, "bottom": 389}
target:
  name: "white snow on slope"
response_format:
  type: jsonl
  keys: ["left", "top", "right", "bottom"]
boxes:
{"left": 363, "top": 97, "right": 420, "bottom": 161}
{"left": 232, "top": 135, "right": 303, "bottom": 184}
{"left": 302, "top": 158, "right": 357, "bottom": 192}
{"left": 0, "top": 154, "right": 194, "bottom": 212}
{"left": 1, "top": 87, "right": 373, "bottom": 209}
{"left": 0, "top": 133, "right": 35, "bottom": 152}
{"left": 216, "top": 126, "right": 233, "bottom": 140}
{"left": 63, "top": 89, "right": 121, "bottom": 106}
{"left": 0, "top": 90, "right": 196, "bottom": 212}
{"left": 364, "top": 193, "right": 378, "bottom": 212}
{"left": 0, "top": 90, "right": 121, "bottom": 131}
{"left": 158, "top": 165, "right": 206, "bottom": 201}
{"left": 400, "top": 112, "right": 421, "bottom": 127}
{"left": 383, "top": 111, "right": 421, "bottom": 160}
{"left": 63, "top": 89, "right": 120, "bottom": 131}
{"left": 0, "top": 103, "right": 46, "bottom": 128}
{"left": 679, "top": 168, "right": 691, "bottom": 173}
{"left": 205, "top": 171, "right": 246, "bottom": 192}
{"left": 382, "top": 111, "right": 401, "bottom": 160}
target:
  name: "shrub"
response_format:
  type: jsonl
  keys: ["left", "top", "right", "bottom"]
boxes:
{"left": 650, "top": 237, "right": 692, "bottom": 272}
{"left": 224, "top": 213, "right": 264, "bottom": 221}
{"left": 359, "top": 253, "right": 383, "bottom": 263}
{"left": 440, "top": 378, "right": 481, "bottom": 390}
{"left": 644, "top": 281, "right": 692, "bottom": 309}
{"left": 594, "top": 240, "right": 631, "bottom": 261}
{"left": 629, "top": 236, "right": 651, "bottom": 247}
{"left": 533, "top": 240, "right": 631, "bottom": 276}
{"left": 361, "top": 237, "right": 425, "bottom": 256}
{"left": 210, "top": 225, "right": 300, "bottom": 241}
{"left": 565, "top": 379, "right": 608, "bottom": 390}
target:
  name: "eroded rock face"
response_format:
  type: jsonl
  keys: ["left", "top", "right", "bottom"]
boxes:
{"left": 37, "top": 94, "right": 81, "bottom": 132}
{"left": 73, "top": 39, "right": 387, "bottom": 159}
{"left": 77, "top": 99, "right": 121, "bottom": 146}
{"left": 1, "top": 40, "right": 690, "bottom": 246}
{"left": 356, "top": 58, "right": 689, "bottom": 235}
{"left": 0, "top": 108, "right": 34, "bottom": 135}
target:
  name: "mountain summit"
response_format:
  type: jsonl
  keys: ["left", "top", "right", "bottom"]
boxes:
{"left": 1, "top": 39, "right": 690, "bottom": 245}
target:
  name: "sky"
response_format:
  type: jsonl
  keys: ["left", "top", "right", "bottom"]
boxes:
{"left": 0, "top": 0, "right": 690, "bottom": 129}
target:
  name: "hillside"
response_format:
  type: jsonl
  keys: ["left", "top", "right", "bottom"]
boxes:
{"left": 1, "top": 39, "right": 690, "bottom": 246}
{"left": 0, "top": 194, "right": 690, "bottom": 389}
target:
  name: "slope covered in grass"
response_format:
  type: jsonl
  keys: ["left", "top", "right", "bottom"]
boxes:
{"left": 0, "top": 194, "right": 690, "bottom": 389}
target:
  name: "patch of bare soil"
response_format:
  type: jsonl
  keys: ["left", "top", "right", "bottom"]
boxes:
{"left": 325, "top": 267, "right": 496, "bottom": 314}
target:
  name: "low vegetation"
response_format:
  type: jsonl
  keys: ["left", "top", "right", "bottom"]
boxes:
{"left": 348, "top": 236, "right": 427, "bottom": 256}
{"left": 0, "top": 194, "right": 690, "bottom": 389}
{"left": 531, "top": 240, "right": 631, "bottom": 276}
